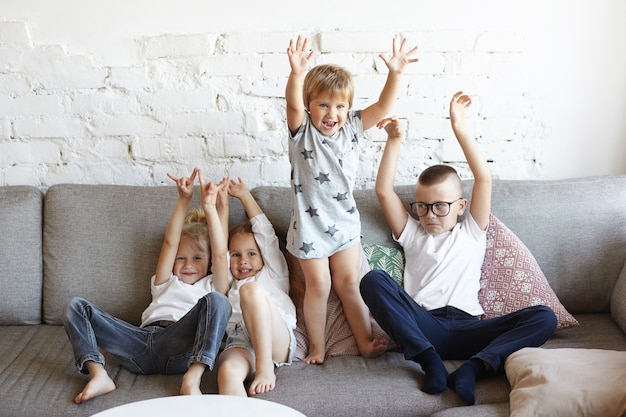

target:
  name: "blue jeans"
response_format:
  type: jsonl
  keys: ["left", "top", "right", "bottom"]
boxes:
{"left": 360, "top": 270, "right": 557, "bottom": 372}
{"left": 62, "top": 292, "right": 231, "bottom": 375}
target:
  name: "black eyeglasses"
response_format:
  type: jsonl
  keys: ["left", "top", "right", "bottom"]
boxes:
{"left": 409, "top": 198, "right": 463, "bottom": 217}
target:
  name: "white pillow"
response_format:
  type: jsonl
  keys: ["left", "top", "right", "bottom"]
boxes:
{"left": 505, "top": 347, "right": 626, "bottom": 417}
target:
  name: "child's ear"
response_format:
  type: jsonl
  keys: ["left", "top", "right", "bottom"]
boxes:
{"left": 457, "top": 198, "right": 468, "bottom": 215}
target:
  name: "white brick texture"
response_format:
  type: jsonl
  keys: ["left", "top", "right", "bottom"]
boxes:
{"left": 0, "top": 24, "right": 552, "bottom": 188}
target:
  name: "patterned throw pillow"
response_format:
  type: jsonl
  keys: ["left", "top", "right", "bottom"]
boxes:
{"left": 362, "top": 243, "right": 405, "bottom": 286}
{"left": 479, "top": 214, "right": 579, "bottom": 330}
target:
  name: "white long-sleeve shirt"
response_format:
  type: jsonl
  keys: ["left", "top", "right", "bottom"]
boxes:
{"left": 228, "top": 213, "right": 297, "bottom": 331}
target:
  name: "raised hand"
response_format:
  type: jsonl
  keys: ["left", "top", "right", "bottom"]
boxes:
{"left": 287, "top": 35, "right": 314, "bottom": 75}
{"left": 450, "top": 91, "right": 472, "bottom": 124}
{"left": 376, "top": 116, "right": 403, "bottom": 140}
{"left": 216, "top": 176, "right": 230, "bottom": 211}
{"left": 167, "top": 168, "right": 198, "bottom": 199}
{"left": 227, "top": 177, "right": 250, "bottom": 200}
{"left": 378, "top": 37, "right": 419, "bottom": 74}
{"left": 197, "top": 169, "right": 223, "bottom": 209}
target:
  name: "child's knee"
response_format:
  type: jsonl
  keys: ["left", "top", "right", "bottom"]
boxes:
{"left": 64, "top": 296, "right": 88, "bottom": 317}
{"left": 360, "top": 270, "right": 392, "bottom": 293}
{"left": 534, "top": 305, "right": 558, "bottom": 331}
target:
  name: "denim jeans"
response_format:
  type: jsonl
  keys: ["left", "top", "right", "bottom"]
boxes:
{"left": 360, "top": 270, "right": 557, "bottom": 373}
{"left": 62, "top": 292, "right": 231, "bottom": 375}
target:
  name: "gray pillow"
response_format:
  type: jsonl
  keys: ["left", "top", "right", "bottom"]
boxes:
{"left": 0, "top": 186, "right": 43, "bottom": 324}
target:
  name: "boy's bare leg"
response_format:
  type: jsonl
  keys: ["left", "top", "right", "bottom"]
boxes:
{"left": 299, "top": 258, "right": 331, "bottom": 364}
{"left": 240, "top": 283, "right": 291, "bottom": 395}
{"left": 217, "top": 348, "right": 253, "bottom": 397}
{"left": 180, "top": 362, "right": 206, "bottom": 395}
{"left": 74, "top": 361, "right": 116, "bottom": 404}
{"left": 332, "top": 245, "right": 388, "bottom": 358}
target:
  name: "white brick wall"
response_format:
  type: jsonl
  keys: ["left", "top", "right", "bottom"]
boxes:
{"left": 0, "top": 21, "right": 619, "bottom": 189}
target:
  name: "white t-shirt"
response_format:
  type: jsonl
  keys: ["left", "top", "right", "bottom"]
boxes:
{"left": 396, "top": 214, "right": 487, "bottom": 316}
{"left": 228, "top": 213, "right": 297, "bottom": 331}
{"left": 140, "top": 273, "right": 214, "bottom": 327}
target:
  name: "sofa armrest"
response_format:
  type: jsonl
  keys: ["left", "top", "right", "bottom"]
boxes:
{"left": 610, "top": 260, "right": 626, "bottom": 334}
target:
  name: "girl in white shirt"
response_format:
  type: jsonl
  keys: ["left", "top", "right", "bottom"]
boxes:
{"left": 63, "top": 169, "right": 230, "bottom": 403}
{"left": 217, "top": 178, "right": 297, "bottom": 397}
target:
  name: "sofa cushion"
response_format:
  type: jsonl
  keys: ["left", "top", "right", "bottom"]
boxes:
{"left": 362, "top": 243, "right": 404, "bottom": 285}
{"left": 506, "top": 347, "right": 626, "bottom": 417}
{"left": 430, "top": 403, "right": 511, "bottom": 417}
{"left": 259, "top": 353, "right": 512, "bottom": 417}
{"left": 610, "top": 260, "right": 626, "bottom": 333}
{"left": 0, "top": 186, "right": 43, "bottom": 325}
{"left": 479, "top": 214, "right": 578, "bottom": 330}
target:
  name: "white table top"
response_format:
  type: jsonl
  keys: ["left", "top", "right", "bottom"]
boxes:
{"left": 90, "top": 394, "right": 306, "bottom": 417}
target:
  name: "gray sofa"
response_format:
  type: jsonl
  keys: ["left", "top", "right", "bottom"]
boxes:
{"left": 1, "top": 175, "right": 625, "bottom": 417}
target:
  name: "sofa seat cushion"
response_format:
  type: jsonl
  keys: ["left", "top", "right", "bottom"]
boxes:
{"left": 506, "top": 347, "right": 626, "bottom": 417}
{"left": 430, "top": 403, "right": 511, "bottom": 417}
{"left": 0, "top": 325, "right": 217, "bottom": 417}
{"left": 540, "top": 313, "right": 626, "bottom": 350}
{"left": 258, "top": 353, "right": 511, "bottom": 417}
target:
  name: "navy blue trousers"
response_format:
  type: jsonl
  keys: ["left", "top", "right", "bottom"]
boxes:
{"left": 360, "top": 270, "right": 558, "bottom": 372}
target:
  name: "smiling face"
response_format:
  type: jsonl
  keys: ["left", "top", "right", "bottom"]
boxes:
{"left": 308, "top": 91, "right": 350, "bottom": 136}
{"left": 229, "top": 232, "right": 264, "bottom": 280}
{"left": 173, "top": 235, "right": 210, "bottom": 284}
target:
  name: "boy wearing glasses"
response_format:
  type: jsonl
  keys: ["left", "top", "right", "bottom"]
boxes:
{"left": 360, "top": 91, "right": 557, "bottom": 405}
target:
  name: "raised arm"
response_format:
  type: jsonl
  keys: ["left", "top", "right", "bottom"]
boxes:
{"left": 449, "top": 91, "right": 492, "bottom": 230}
{"left": 216, "top": 176, "right": 230, "bottom": 243}
{"left": 361, "top": 38, "right": 418, "bottom": 130}
{"left": 198, "top": 172, "right": 229, "bottom": 295}
{"left": 375, "top": 117, "right": 410, "bottom": 239}
{"left": 228, "top": 177, "right": 262, "bottom": 219}
{"left": 286, "top": 35, "right": 314, "bottom": 135}
{"left": 155, "top": 168, "right": 198, "bottom": 286}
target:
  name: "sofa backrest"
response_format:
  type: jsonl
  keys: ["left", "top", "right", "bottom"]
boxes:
{"left": 253, "top": 174, "right": 626, "bottom": 314}
{"left": 0, "top": 186, "right": 43, "bottom": 325}
{"left": 42, "top": 184, "right": 247, "bottom": 325}
{"left": 19, "top": 174, "right": 626, "bottom": 325}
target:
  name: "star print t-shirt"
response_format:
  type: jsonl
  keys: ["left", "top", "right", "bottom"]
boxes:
{"left": 286, "top": 110, "right": 363, "bottom": 259}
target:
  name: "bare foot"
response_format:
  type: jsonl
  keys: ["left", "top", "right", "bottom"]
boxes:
{"left": 180, "top": 363, "right": 206, "bottom": 395}
{"left": 74, "top": 373, "right": 116, "bottom": 404}
{"left": 303, "top": 344, "right": 325, "bottom": 364}
{"left": 248, "top": 367, "right": 276, "bottom": 396}
{"left": 180, "top": 383, "right": 203, "bottom": 396}
{"left": 358, "top": 337, "right": 389, "bottom": 359}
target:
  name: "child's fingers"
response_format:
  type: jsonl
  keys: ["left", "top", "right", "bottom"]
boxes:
{"left": 376, "top": 116, "right": 399, "bottom": 129}
{"left": 452, "top": 91, "right": 463, "bottom": 100}
{"left": 197, "top": 169, "right": 205, "bottom": 188}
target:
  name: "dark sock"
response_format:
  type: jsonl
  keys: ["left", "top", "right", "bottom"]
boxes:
{"left": 447, "top": 358, "right": 487, "bottom": 405}
{"left": 412, "top": 348, "right": 448, "bottom": 395}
